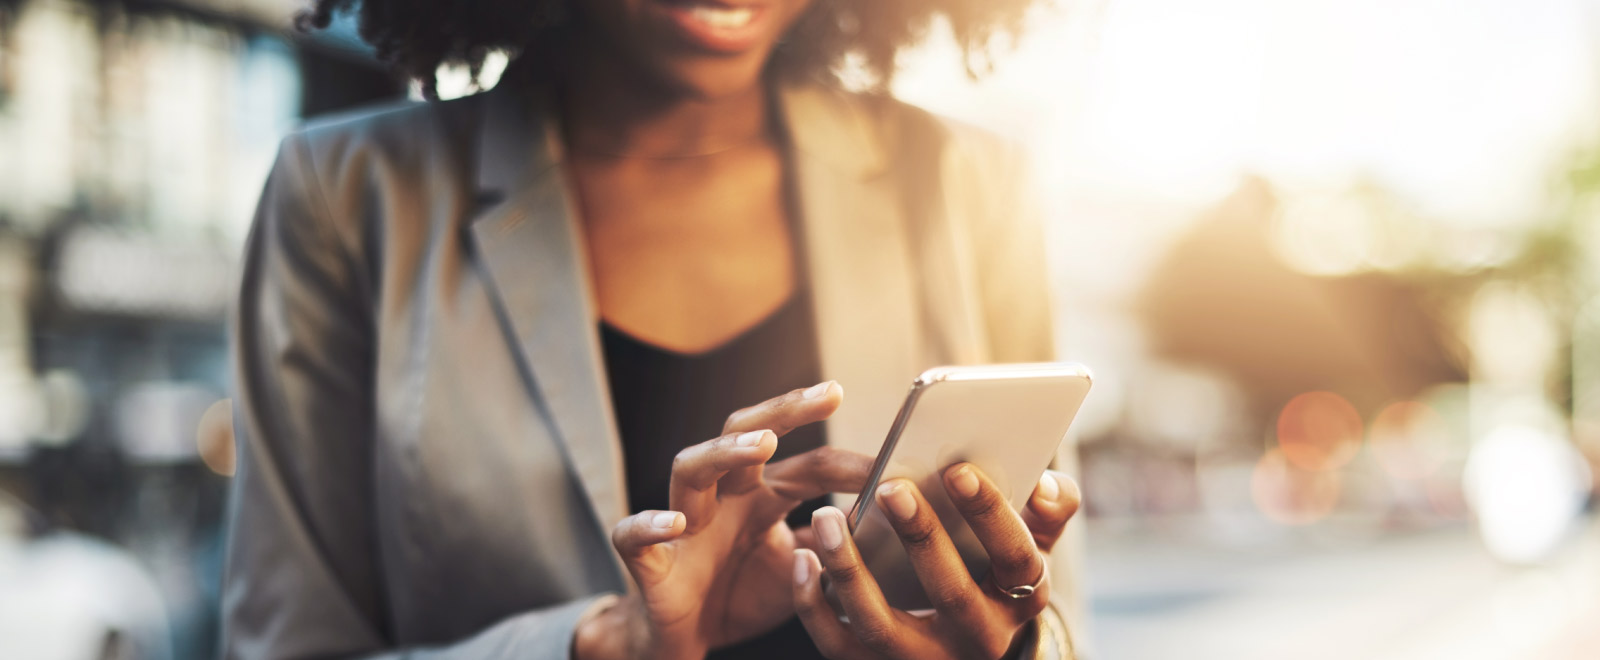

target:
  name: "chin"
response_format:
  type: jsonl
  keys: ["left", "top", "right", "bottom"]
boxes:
{"left": 581, "top": 0, "right": 813, "bottom": 100}
{"left": 645, "top": 52, "right": 775, "bottom": 100}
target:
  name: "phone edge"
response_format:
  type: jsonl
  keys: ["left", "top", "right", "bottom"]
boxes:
{"left": 846, "top": 378, "right": 931, "bottom": 531}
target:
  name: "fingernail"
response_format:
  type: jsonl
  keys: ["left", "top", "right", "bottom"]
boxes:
{"left": 803, "top": 381, "right": 833, "bottom": 399}
{"left": 1037, "top": 473, "right": 1060, "bottom": 501}
{"left": 652, "top": 512, "right": 680, "bottom": 529}
{"left": 950, "top": 466, "right": 980, "bottom": 499}
{"left": 878, "top": 482, "right": 917, "bottom": 521}
{"left": 814, "top": 508, "right": 845, "bottom": 550}
{"left": 793, "top": 550, "right": 812, "bottom": 584}
{"left": 737, "top": 430, "right": 765, "bottom": 447}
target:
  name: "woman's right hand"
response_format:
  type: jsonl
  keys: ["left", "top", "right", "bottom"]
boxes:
{"left": 573, "top": 381, "right": 871, "bottom": 660}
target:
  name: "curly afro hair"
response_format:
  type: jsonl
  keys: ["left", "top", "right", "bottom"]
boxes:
{"left": 294, "top": 0, "right": 1041, "bottom": 98}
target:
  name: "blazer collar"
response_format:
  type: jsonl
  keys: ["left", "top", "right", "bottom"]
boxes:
{"left": 468, "top": 85, "right": 631, "bottom": 553}
{"left": 777, "top": 85, "right": 924, "bottom": 471}
{"left": 475, "top": 83, "right": 559, "bottom": 194}
{"left": 778, "top": 84, "right": 890, "bottom": 181}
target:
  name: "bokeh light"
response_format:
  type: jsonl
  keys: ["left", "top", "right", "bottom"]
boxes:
{"left": 1464, "top": 425, "right": 1593, "bottom": 564}
{"left": 1469, "top": 282, "right": 1558, "bottom": 389}
{"left": 1369, "top": 401, "right": 1452, "bottom": 481}
{"left": 1250, "top": 449, "right": 1343, "bottom": 525}
{"left": 196, "top": 399, "right": 236, "bottom": 477}
{"left": 1276, "top": 391, "right": 1363, "bottom": 472}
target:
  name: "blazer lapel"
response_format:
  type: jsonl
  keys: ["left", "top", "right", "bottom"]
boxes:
{"left": 780, "top": 86, "right": 924, "bottom": 469}
{"left": 467, "top": 86, "right": 630, "bottom": 540}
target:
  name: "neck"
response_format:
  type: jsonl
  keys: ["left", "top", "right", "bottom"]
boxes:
{"left": 557, "top": 49, "right": 770, "bottom": 159}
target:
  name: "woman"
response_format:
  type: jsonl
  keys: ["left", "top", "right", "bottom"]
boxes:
{"left": 223, "top": 0, "right": 1083, "bottom": 658}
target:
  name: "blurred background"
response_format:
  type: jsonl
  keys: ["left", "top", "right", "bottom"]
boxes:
{"left": 2, "top": 0, "right": 1598, "bottom": 658}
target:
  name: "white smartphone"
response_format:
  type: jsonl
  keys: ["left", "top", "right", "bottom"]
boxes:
{"left": 836, "top": 363, "right": 1091, "bottom": 612}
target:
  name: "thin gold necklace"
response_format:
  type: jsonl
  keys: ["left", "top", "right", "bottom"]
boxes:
{"left": 567, "top": 133, "right": 769, "bottom": 161}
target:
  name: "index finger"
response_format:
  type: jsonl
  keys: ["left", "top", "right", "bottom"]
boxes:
{"left": 668, "top": 430, "right": 777, "bottom": 530}
{"left": 720, "top": 381, "right": 841, "bottom": 494}
{"left": 764, "top": 446, "right": 874, "bottom": 501}
{"left": 723, "top": 381, "right": 842, "bottom": 437}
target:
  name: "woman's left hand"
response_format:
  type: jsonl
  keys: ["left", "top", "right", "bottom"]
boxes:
{"left": 792, "top": 464, "right": 1081, "bottom": 660}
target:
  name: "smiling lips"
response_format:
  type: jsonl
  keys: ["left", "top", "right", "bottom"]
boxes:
{"left": 688, "top": 5, "right": 757, "bottom": 29}
{"left": 654, "top": 0, "right": 772, "bottom": 54}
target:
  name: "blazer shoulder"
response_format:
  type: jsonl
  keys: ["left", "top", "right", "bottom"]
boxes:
{"left": 883, "top": 97, "right": 1027, "bottom": 177}
{"left": 284, "top": 94, "right": 483, "bottom": 185}
{"left": 816, "top": 88, "right": 1028, "bottom": 181}
{"left": 269, "top": 93, "right": 483, "bottom": 236}
{"left": 256, "top": 94, "right": 486, "bottom": 286}
{"left": 782, "top": 83, "right": 1023, "bottom": 183}
{"left": 300, "top": 93, "right": 482, "bottom": 144}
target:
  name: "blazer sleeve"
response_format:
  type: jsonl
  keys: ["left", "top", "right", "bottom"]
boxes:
{"left": 221, "top": 133, "right": 606, "bottom": 660}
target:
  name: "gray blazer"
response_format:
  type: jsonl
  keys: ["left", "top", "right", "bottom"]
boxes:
{"left": 222, "top": 80, "right": 1079, "bottom": 659}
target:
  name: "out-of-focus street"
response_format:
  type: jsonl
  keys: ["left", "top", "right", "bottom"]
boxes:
{"left": 1090, "top": 516, "right": 1600, "bottom": 659}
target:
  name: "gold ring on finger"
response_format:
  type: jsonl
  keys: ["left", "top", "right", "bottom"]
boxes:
{"left": 994, "top": 563, "right": 1047, "bottom": 600}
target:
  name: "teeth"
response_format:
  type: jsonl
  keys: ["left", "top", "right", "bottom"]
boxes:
{"left": 689, "top": 6, "right": 755, "bottom": 29}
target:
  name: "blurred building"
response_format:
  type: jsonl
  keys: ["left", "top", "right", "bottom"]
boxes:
{"left": 0, "top": 1, "right": 400, "bottom": 657}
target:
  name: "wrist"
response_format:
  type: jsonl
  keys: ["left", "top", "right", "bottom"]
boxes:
{"left": 572, "top": 592, "right": 710, "bottom": 660}
{"left": 572, "top": 594, "right": 638, "bottom": 660}
{"left": 1001, "top": 616, "right": 1040, "bottom": 660}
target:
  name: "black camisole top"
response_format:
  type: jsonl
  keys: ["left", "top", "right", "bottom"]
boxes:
{"left": 600, "top": 288, "right": 829, "bottom": 659}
